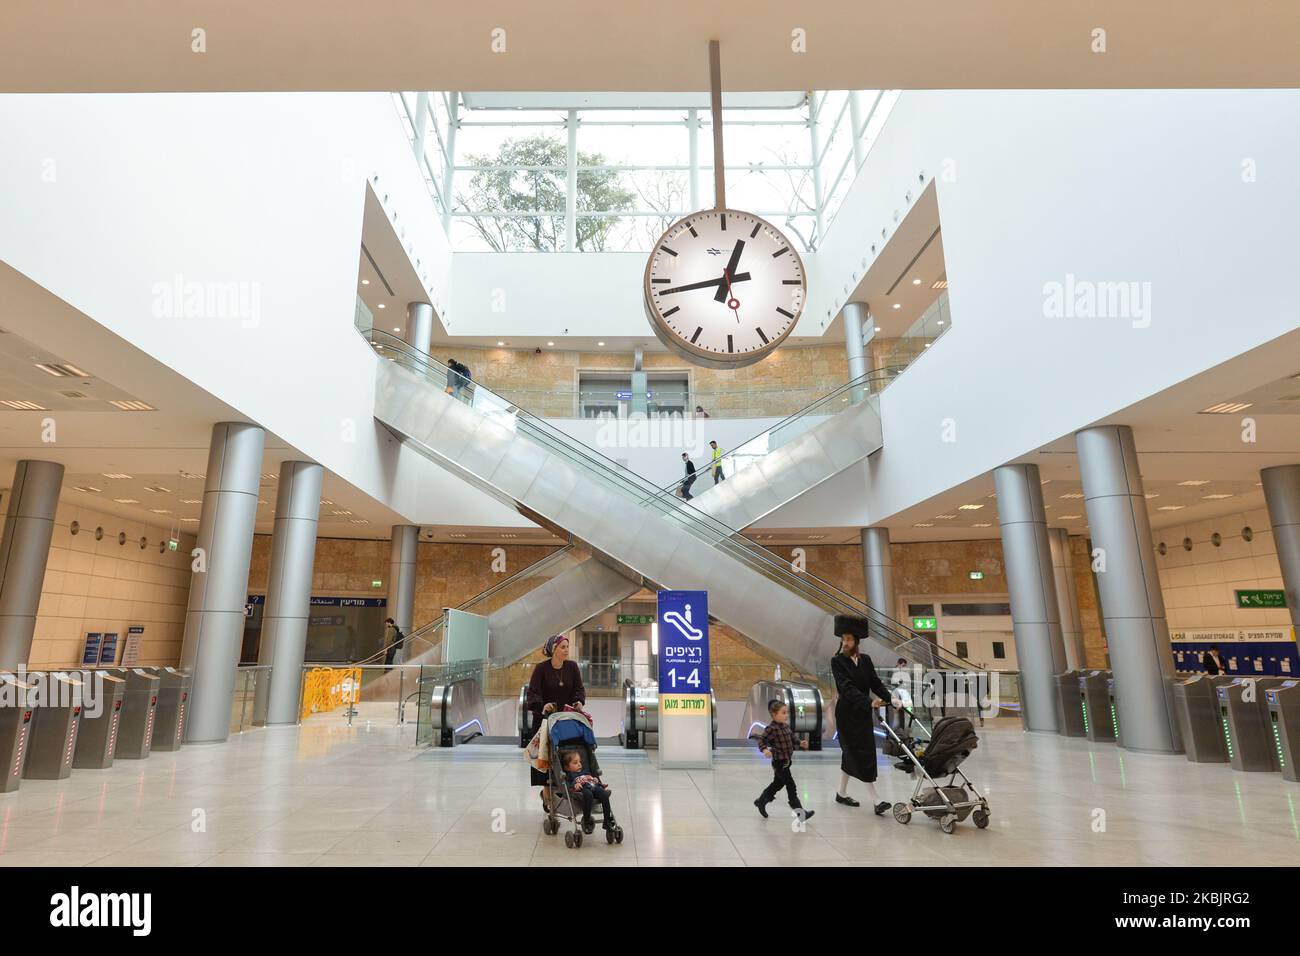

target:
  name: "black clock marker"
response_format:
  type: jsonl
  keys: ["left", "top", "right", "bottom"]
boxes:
{"left": 772, "top": 247, "right": 789, "bottom": 258}
{"left": 720, "top": 214, "right": 727, "bottom": 231}
{"left": 782, "top": 279, "right": 801, "bottom": 285}
{"left": 662, "top": 246, "right": 678, "bottom": 257}
{"left": 687, "top": 223, "right": 698, "bottom": 238}
{"left": 662, "top": 306, "right": 680, "bottom": 317}
{"left": 690, "top": 326, "right": 703, "bottom": 344}
{"left": 756, "top": 328, "right": 769, "bottom": 345}
{"left": 726, "top": 334, "right": 734, "bottom": 353}
{"left": 776, "top": 307, "right": 795, "bottom": 319}
{"left": 652, "top": 278, "right": 670, "bottom": 284}
{"left": 750, "top": 223, "right": 761, "bottom": 238}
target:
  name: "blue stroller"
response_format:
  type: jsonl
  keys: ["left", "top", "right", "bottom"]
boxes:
{"left": 540, "top": 711, "right": 624, "bottom": 849}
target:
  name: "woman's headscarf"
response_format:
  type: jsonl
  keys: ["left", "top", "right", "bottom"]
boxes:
{"left": 542, "top": 635, "right": 566, "bottom": 659}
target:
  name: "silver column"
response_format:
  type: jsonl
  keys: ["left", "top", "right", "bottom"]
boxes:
{"left": 993, "top": 463, "right": 1067, "bottom": 732}
{"left": 387, "top": 526, "right": 419, "bottom": 639}
{"left": 1261, "top": 464, "right": 1300, "bottom": 633}
{"left": 842, "top": 301, "right": 868, "bottom": 382}
{"left": 406, "top": 301, "right": 433, "bottom": 355}
{"left": 860, "top": 527, "right": 895, "bottom": 619}
{"left": 180, "top": 422, "right": 266, "bottom": 743}
{"left": 254, "top": 461, "right": 324, "bottom": 725}
{"left": 1076, "top": 425, "right": 1181, "bottom": 754}
{"left": 0, "top": 461, "right": 64, "bottom": 669}
{"left": 1048, "top": 527, "right": 1087, "bottom": 670}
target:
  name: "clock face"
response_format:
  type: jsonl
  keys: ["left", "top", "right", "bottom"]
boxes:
{"left": 644, "top": 209, "right": 806, "bottom": 369}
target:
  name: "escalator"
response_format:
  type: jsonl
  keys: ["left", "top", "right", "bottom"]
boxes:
{"left": 370, "top": 331, "right": 975, "bottom": 676}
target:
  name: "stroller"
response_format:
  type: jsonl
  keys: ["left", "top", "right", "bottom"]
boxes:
{"left": 880, "top": 707, "right": 990, "bottom": 834}
{"left": 539, "top": 711, "right": 625, "bottom": 849}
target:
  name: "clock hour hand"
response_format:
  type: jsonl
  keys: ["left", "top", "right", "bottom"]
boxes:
{"left": 660, "top": 272, "right": 751, "bottom": 295}
{"left": 714, "top": 240, "right": 745, "bottom": 302}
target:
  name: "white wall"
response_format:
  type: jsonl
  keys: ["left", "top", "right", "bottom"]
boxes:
{"left": 774, "top": 89, "right": 1300, "bottom": 526}
{"left": 0, "top": 92, "right": 521, "bottom": 529}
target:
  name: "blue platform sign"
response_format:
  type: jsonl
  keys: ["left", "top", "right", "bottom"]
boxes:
{"left": 81, "top": 633, "right": 103, "bottom": 666}
{"left": 657, "top": 590, "right": 710, "bottom": 694}
{"left": 98, "top": 632, "right": 120, "bottom": 665}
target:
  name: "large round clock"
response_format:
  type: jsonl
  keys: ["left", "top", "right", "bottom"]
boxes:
{"left": 643, "top": 208, "right": 806, "bottom": 369}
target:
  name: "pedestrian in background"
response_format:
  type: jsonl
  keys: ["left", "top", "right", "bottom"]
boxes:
{"left": 710, "top": 440, "right": 725, "bottom": 484}
{"left": 680, "top": 452, "right": 697, "bottom": 500}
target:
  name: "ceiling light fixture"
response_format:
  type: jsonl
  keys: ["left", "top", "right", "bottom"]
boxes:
{"left": 1158, "top": 505, "right": 1186, "bottom": 511}
{"left": 1200, "top": 402, "right": 1252, "bottom": 414}
{"left": 892, "top": 303, "right": 901, "bottom": 309}
{"left": 1202, "top": 493, "right": 1235, "bottom": 500}
{"left": 113, "top": 498, "right": 140, "bottom": 504}
{"left": 101, "top": 473, "right": 132, "bottom": 480}
{"left": 361, "top": 279, "right": 370, "bottom": 285}
{"left": 958, "top": 504, "right": 983, "bottom": 510}
{"left": 913, "top": 523, "right": 935, "bottom": 528}
{"left": 972, "top": 522, "right": 992, "bottom": 528}
{"left": 0, "top": 400, "right": 46, "bottom": 410}
{"left": 547, "top": 341, "right": 555, "bottom": 347}
{"left": 912, "top": 278, "right": 922, "bottom": 285}
{"left": 72, "top": 485, "right": 102, "bottom": 493}
{"left": 1178, "top": 480, "right": 1211, "bottom": 486}
{"left": 377, "top": 303, "right": 385, "bottom": 309}
{"left": 932, "top": 280, "right": 948, "bottom": 290}
{"left": 1059, "top": 514, "right": 1082, "bottom": 520}
{"left": 597, "top": 341, "right": 606, "bottom": 346}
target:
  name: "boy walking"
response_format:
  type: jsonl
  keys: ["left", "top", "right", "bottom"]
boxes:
{"left": 754, "top": 699, "right": 813, "bottom": 821}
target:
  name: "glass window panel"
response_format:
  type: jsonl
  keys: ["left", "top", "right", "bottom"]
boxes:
{"left": 452, "top": 168, "right": 566, "bottom": 214}
{"left": 448, "top": 214, "right": 567, "bottom": 252}
{"left": 455, "top": 125, "right": 567, "bottom": 166}
{"left": 583, "top": 169, "right": 690, "bottom": 216}
{"left": 577, "top": 119, "right": 690, "bottom": 167}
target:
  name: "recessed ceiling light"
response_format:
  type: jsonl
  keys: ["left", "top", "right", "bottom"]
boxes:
{"left": 1059, "top": 514, "right": 1082, "bottom": 520}
{"left": 377, "top": 303, "right": 385, "bottom": 309}
{"left": 72, "top": 485, "right": 102, "bottom": 493}
{"left": 972, "top": 522, "right": 992, "bottom": 528}
{"left": 320, "top": 499, "right": 334, "bottom": 506}
{"left": 497, "top": 341, "right": 505, "bottom": 347}
{"left": 110, "top": 400, "right": 156, "bottom": 411}
{"left": 932, "top": 280, "right": 948, "bottom": 290}
{"left": 597, "top": 341, "right": 606, "bottom": 346}
{"left": 181, "top": 499, "right": 201, "bottom": 504}
{"left": 349, "top": 518, "right": 369, "bottom": 524}
{"left": 1200, "top": 402, "right": 1252, "bottom": 414}
{"left": 149, "top": 509, "right": 171, "bottom": 515}
{"left": 934, "top": 514, "right": 957, "bottom": 520}
{"left": 393, "top": 327, "right": 400, "bottom": 332}
{"left": 912, "top": 278, "right": 922, "bottom": 285}
{"left": 547, "top": 341, "right": 555, "bottom": 346}
{"left": 361, "top": 279, "right": 370, "bottom": 285}
{"left": 262, "top": 474, "right": 278, "bottom": 480}
{"left": 101, "top": 473, "right": 132, "bottom": 480}
{"left": 1202, "top": 493, "right": 1235, "bottom": 500}
{"left": 892, "top": 303, "right": 901, "bottom": 310}
{"left": 1145, "top": 493, "right": 1160, "bottom": 499}
{"left": 113, "top": 498, "right": 140, "bottom": 504}
{"left": 958, "top": 504, "right": 983, "bottom": 510}
{"left": 181, "top": 517, "right": 199, "bottom": 523}
{"left": 1059, "top": 492, "right": 1084, "bottom": 499}
{"left": 874, "top": 326, "right": 882, "bottom": 332}
{"left": 331, "top": 510, "right": 352, "bottom": 516}
{"left": 0, "top": 400, "right": 46, "bottom": 410}
{"left": 1158, "top": 505, "right": 1186, "bottom": 511}
{"left": 913, "top": 523, "right": 934, "bottom": 528}
{"left": 35, "top": 363, "right": 90, "bottom": 378}
{"left": 143, "top": 485, "right": 170, "bottom": 493}
{"left": 1178, "top": 480, "right": 1211, "bottom": 486}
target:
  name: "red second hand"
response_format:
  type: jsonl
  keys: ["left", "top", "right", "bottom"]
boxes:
{"left": 723, "top": 269, "right": 741, "bottom": 323}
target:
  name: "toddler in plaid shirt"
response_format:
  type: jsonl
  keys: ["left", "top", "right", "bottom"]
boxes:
{"left": 754, "top": 700, "right": 813, "bottom": 821}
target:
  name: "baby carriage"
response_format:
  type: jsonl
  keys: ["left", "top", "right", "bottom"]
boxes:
{"left": 880, "top": 708, "right": 990, "bottom": 834}
{"left": 539, "top": 711, "right": 625, "bottom": 849}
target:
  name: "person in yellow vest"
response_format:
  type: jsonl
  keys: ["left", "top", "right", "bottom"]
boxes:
{"left": 709, "top": 440, "right": 725, "bottom": 484}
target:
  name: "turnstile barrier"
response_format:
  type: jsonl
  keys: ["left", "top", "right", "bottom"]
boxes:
{"left": 148, "top": 667, "right": 191, "bottom": 750}
{"left": 23, "top": 672, "right": 85, "bottom": 780}
{"left": 1172, "top": 674, "right": 1232, "bottom": 763}
{"left": 1265, "top": 679, "right": 1300, "bottom": 782}
{"left": 112, "top": 668, "right": 160, "bottom": 759}
{"left": 1079, "top": 670, "right": 1114, "bottom": 742}
{"left": 0, "top": 672, "right": 36, "bottom": 793}
{"left": 72, "top": 673, "right": 126, "bottom": 769}
{"left": 1054, "top": 670, "right": 1086, "bottom": 737}
{"left": 1217, "top": 677, "right": 1285, "bottom": 772}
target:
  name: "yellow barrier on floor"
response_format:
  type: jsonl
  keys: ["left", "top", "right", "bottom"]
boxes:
{"left": 300, "top": 667, "right": 363, "bottom": 720}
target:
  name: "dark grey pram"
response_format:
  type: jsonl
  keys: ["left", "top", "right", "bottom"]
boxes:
{"left": 540, "top": 711, "right": 624, "bottom": 849}
{"left": 881, "top": 710, "right": 990, "bottom": 834}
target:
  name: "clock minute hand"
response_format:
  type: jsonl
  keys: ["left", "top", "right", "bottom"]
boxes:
{"left": 715, "top": 240, "right": 745, "bottom": 302}
{"left": 661, "top": 272, "right": 751, "bottom": 295}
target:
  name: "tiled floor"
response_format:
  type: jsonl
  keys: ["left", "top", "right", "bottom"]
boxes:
{"left": 2, "top": 708, "right": 1298, "bottom": 867}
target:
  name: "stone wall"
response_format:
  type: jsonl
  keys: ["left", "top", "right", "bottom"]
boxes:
{"left": 440, "top": 343, "right": 850, "bottom": 418}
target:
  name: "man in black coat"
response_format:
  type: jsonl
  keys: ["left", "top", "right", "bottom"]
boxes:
{"left": 680, "top": 453, "right": 697, "bottom": 500}
{"left": 830, "top": 614, "right": 896, "bottom": 815}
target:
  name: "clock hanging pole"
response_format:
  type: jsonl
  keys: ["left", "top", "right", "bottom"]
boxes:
{"left": 709, "top": 39, "right": 726, "bottom": 210}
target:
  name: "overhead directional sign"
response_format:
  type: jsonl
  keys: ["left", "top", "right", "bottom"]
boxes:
{"left": 657, "top": 590, "right": 712, "bottom": 769}
{"left": 1236, "top": 589, "right": 1287, "bottom": 609}
{"left": 912, "top": 616, "right": 938, "bottom": 631}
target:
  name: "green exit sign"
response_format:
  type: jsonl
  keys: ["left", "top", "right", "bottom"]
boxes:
{"left": 1235, "top": 589, "right": 1286, "bottom": 609}
{"left": 969, "top": 571, "right": 985, "bottom": 580}
{"left": 912, "top": 616, "right": 937, "bottom": 631}
{"left": 371, "top": 580, "right": 383, "bottom": 589}
{"left": 617, "top": 614, "right": 655, "bottom": 625}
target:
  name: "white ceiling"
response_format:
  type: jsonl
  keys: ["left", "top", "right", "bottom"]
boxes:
{"left": 3, "top": 2, "right": 1299, "bottom": 92}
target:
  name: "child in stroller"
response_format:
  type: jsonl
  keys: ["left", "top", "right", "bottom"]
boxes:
{"left": 541, "top": 711, "right": 625, "bottom": 849}
{"left": 880, "top": 709, "right": 991, "bottom": 834}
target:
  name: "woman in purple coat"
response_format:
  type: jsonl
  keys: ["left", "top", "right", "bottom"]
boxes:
{"left": 526, "top": 635, "right": 586, "bottom": 793}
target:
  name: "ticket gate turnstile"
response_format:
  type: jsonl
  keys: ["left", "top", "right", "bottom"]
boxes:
{"left": 1079, "top": 670, "right": 1115, "bottom": 742}
{"left": 1264, "top": 680, "right": 1300, "bottom": 782}
{"left": 112, "top": 668, "right": 160, "bottom": 759}
{"left": 1054, "top": 671, "right": 1087, "bottom": 737}
{"left": 23, "top": 672, "right": 85, "bottom": 780}
{"left": 1172, "top": 674, "right": 1233, "bottom": 763}
{"left": 1217, "top": 677, "right": 1284, "bottom": 772}
{"left": 0, "top": 673, "right": 36, "bottom": 792}
{"left": 1105, "top": 677, "right": 1122, "bottom": 746}
{"left": 72, "top": 673, "right": 125, "bottom": 769}
{"left": 148, "top": 667, "right": 191, "bottom": 750}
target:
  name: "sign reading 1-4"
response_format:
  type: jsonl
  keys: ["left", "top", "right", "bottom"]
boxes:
{"left": 657, "top": 590, "right": 711, "bottom": 695}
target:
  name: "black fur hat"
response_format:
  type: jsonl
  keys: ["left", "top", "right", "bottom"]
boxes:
{"left": 833, "top": 615, "right": 871, "bottom": 640}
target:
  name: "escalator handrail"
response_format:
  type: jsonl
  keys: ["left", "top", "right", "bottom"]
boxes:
{"left": 367, "top": 331, "right": 975, "bottom": 671}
